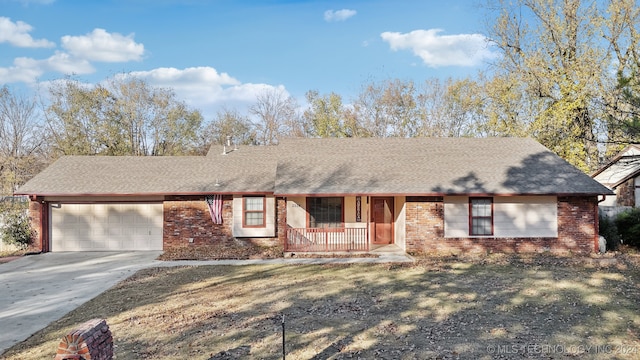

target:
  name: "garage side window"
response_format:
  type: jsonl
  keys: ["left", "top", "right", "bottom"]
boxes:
{"left": 243, "top": 196, "right": 265, "bottom": 228}
{"left": 469, "top": 197, "right": 493, "bottom": 236}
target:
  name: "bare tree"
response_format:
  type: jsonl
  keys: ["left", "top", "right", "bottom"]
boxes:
{"left": 250, "top": 87, "right": 300, "bottom": 145}
{"left": 0, "top": 87, "right": 46, "bottom": 194}
{"left": 201, "top": 108, "right": 257, "bottom": 150}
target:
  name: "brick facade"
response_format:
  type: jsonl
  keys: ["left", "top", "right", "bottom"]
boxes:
{"left": 405, "top": 196, "right": 598, "bottom": 255}
{"left": 276, "top": 197, "right": 287, "bottom": 245}
{"left": 556, "top": 196, "right": 598, "bottom": 254}
{"left": 162, "top": 196, "right": 282, "bottom": 251}
{"left": 27, "top": 199, "right": 46, "bottom": 252}
{"left": 163, "top": 195, "right": 234, "bottom": 249}
{"left": 615, "top": 178, "right": 636, "bottom": 206}
{"left": 28, "top": 195, "right": 598, "bottom": 255}
{"left": 405, "top": 200, "right": 444, "bottom": 251}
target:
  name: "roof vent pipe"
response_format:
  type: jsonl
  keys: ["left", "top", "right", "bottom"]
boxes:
{"left": 222, "top": 135, "right": 237, "bottom": 154}
{"left": 222, "top": 135, "right": 232, "bottom": 155}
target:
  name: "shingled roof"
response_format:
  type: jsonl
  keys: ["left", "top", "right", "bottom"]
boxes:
{"left": 274, "top": 137, "right": 613, "bottom": 196}
{"left": 16, "top": 146, "right": 277, "bottom": 196}
{"left": 16, "top": 137, "right": 612, "bottom": 197}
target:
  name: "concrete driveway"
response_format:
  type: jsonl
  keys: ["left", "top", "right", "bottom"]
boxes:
{"left": 0, "top": 251, "right": 161, "bottom": 354}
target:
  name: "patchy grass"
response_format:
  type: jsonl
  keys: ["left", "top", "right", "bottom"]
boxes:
{"left": 3, "top": 257, "right": 640, "bottom": 359}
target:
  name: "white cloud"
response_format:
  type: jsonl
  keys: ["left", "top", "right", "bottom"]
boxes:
{"left": 381, "top": 29, "right": 497, "bottom": 67}
{"left": 119, "top": 67, "right": 287, "bottom": 119}
{"left": 123, "top": 67, "right": 240, "bottom": 99}
{"left": 0, "top": 17, "right": 55, "bottom": 48}
{"left": 324, "top": 9, "right": 356, "bottom": 22}
{"left": 61, "top": 28, "right": 144, "bottom": 62}
{"left": 0, "top": 57, "right": 44, "bottom": 84}
{"left": 0, "top": 26, "right": 144, "bottom": 85}
{"left": 44, "top": 51, "right": 94, "bottom": 74}
{"left": 0, "top": 52, "right": 95, "bottom": 85}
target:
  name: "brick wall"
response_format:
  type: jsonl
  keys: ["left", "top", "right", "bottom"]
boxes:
{"left": 615, "top": 178, "right": 635, "bottom": 206}
{"left": 405, "top": 200, "right": 443, "bottom": 250}
{"left": 162, "top": 196, "right": 283, "bottom": 251}
{"left": 556, "top": 196, "right": 598, "bottom": 254}
{"left": 27, "top": 199, "right": 45, "bottom": 252}
{"left": 163, "top": 195, "right": 233, "bottom": 249}
{"left": 276, "top": 197, "right": 287, "bottom": 245}
{"left": 405, "top": 196, "right": 598, "bottom": 255}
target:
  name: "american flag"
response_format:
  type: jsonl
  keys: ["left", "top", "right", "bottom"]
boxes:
{"left": 206, "top": 194, "right": 223, "bottom": 224}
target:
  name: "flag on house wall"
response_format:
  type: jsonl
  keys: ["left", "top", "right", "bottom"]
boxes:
{"left": 206, "top": 194, "right": 223, "bottom": 224}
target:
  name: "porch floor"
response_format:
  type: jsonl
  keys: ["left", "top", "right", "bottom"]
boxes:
{"left": 369, "top": 244, "right": 405, "bottom": 255}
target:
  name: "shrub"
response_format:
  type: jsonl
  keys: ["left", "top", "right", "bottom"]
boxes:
{"left": 614, "top": 208, "right": 640, "bottom": 248}
{"left": 599, "top": 214, "right": 621, "bottom": 251}
{"left": 0, "top": 204, "right": 32, "bottom": 250}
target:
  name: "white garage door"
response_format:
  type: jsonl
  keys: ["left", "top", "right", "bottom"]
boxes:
{"left": 51, "top": 203, "right": 163, "bottom": 251}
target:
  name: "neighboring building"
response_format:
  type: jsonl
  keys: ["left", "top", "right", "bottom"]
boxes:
{"left": 592, "top": 145, "right": 640, "bottom": 217}
{"left": 15, "top": 137, "right": 612, "bottom": 255}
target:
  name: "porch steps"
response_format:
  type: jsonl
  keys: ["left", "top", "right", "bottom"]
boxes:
{"left": 284, "top": 244, "right": 412, "bottom": 262}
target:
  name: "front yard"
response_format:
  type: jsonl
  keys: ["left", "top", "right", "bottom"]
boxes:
{"left": 3, "top": 255, "right": 640, "bottom": 359}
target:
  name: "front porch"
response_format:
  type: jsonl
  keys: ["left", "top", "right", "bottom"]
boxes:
{"left": 284, "top": 196, "right": 402, "bottom": 253}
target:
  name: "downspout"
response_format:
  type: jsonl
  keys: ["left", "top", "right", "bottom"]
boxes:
{"left": 595, "top": 195, "right": 607, "bottom": 253}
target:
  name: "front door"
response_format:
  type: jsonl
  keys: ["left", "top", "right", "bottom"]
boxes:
{"left": 372, "top": 197, "right": 394, "bottom": 244}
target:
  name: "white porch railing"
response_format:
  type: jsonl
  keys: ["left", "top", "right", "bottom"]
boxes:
{"left": 285, "top": 227, "right": 368, "bottom": 252}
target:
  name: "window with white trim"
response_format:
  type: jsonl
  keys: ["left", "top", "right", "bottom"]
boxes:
{"left": 470, "top": 197, "right": 493, "bottom": 236}
{"left": 243, "top": 196, "right": 265, "bottom": 227}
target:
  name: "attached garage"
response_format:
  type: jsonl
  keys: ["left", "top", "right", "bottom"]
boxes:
{"left": 50, "top": 203, "right": 163, "bottom": 251}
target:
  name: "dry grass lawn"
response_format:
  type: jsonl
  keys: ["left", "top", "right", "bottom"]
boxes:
{"left": 3, "top": 255, "right": 640, "bottom": 359}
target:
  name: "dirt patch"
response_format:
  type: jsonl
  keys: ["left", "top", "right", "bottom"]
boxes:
{"left": 0, "top": 256, "right": 22, "bottom": 264}
{"left": 3, "top": 255, "right": 640, "bottom": 359}
{"left": 0, "top": 249, "right": 37, "bottom": 264}
{"left": 158, "top": 242, "right": 379, "bottom": 261}
{"left": 158, "top": 242, "right": 283, "bottom": 260}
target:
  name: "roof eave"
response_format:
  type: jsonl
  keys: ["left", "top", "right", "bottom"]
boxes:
{"left": 17, "top": 191, "right": 275, "bottom": 198}
{"left": 608, "top": 167, "right": 640, "bottom": 189}
{"left": 273, "top": 191, "right": 613, "bottom": 197}
{"left": 591, "top": 145, "right": 640, "bottom": 177}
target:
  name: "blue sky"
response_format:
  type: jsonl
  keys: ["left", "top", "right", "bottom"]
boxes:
{"left": 1, "top": 0, "right": 497, "bottom": 119}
